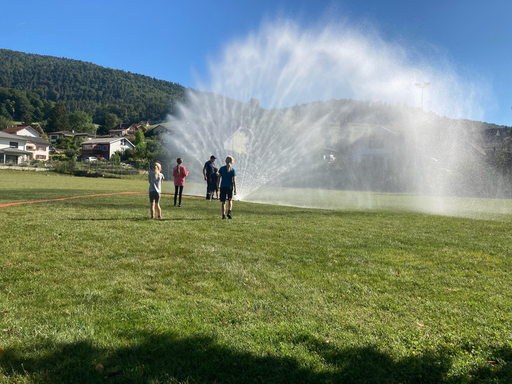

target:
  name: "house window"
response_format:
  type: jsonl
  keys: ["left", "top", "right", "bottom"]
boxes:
{"left": 9, "top": 142, "right": 19, "bottom": 148}
{"left": 102, "top": 145, "right": 108, "bottom": 151}
{"left": 26, "top": 146, "right": 35, "bottom": 151}
{"left": 37, "top": 155, "right": 46, "bottom": 160}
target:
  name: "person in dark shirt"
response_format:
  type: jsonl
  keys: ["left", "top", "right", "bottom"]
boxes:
{"left": 210, "top": 167, "right": 219, "bottom": 200}
{"left": 203, "top": 155, "right": 216, "bottom": 200}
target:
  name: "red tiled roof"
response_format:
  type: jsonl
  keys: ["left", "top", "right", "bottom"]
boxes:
{"left": 2, "top": 126, "right": 30, "bottom": 133}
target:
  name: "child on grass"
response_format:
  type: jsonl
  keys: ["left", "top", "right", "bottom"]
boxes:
{"left": 173, "top": 157, "right": 188, "bottom": 207}
{"left": 148, "top": 162, "right": 164, "bottom": 219}
{"left": 210, "top": 167, "right": 220, "bottom": 200}
{"left": 217, "top": 156, "right": 236, "bottom": 219}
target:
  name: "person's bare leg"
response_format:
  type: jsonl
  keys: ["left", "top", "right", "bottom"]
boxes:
{"left": 227, "top": 200, "right": 233, "bottom": 219}
{"left": 221, "top": 201, "right": 226, "bottom": 218}
{"left": 156, "top": 203, "right": 162, "bottom": 218}
{"left": 150, "top": 202, "right": 155, "bottom": 218}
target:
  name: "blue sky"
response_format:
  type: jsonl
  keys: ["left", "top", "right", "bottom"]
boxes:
{"left": 2, "top": 0, "right": 511, "bottom": 125}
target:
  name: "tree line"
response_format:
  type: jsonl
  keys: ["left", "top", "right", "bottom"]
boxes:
{"left": 0, "top": 49, "right": 188, "bottom": 125}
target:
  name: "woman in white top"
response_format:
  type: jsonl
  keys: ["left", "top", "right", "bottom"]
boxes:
{"left": 148, "top": 162, "right": 164, "bottom": 219}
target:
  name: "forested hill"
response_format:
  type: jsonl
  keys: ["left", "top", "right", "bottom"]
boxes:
{"left": 0, "top": 49, "right": 187, "bottom": 123}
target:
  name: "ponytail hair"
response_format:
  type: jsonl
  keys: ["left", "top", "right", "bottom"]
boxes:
{"left": 153, "top": 162, "right": 162, "bottom": 178}
{"left": 176, "top": 157, "right": 183, "bottom": 175}
{"left": 225, "top": 155, "right": 234, "bottom": 173}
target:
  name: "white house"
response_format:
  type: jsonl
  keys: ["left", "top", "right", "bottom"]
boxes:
{"left": 2, "top": 125, "right": 41, "bottom": 138}
{"left": 0, "top": 132, "right": 51, "bottom": 163}
{"left": 0, "top": 132, "right": 31, "bottom": 164}
{"left": 350, "top": 125, "right": 401, "bottom": 171}
{"left": 80, "top": 137, "right": 135, "bottom": 160}
{"left": 25, "top": 136, "right": 51, "bottom": 161}
{"left": 223, "top": 127, "right": 251, "bottom": 154}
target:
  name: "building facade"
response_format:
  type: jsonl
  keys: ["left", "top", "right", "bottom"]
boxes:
{"left": 80, "top": 137, "right": 135, "bottom": 160}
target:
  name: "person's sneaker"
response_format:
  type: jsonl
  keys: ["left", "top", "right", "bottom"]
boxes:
{"left": 227, "top": 211, "right": 232, "bottom": 219}
{"left": 222, "top": 215, "right": 226, "bottom": 220}
{"left": 178, "top": 204, "right": 181, "bottom": 207}
{"left": 150, "top": 216, "right": 154, "bottom": 219}
{"left": 158, "top": 215, "right": 162, "bottom": 219}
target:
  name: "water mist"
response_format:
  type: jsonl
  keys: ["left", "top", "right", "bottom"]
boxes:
{"left": 165, "top": 20, "right": 509, "bottom": 218}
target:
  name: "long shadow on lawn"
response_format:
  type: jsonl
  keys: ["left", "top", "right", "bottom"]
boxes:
{"left": 1, "top": 332, "right": 509, "bottom": 383}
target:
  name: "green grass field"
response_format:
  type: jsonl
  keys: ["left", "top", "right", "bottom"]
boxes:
{"left": 1, "top": 171, "right": 512, "bottom": 383}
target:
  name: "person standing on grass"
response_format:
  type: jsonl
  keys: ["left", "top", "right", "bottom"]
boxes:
{"left": 148, "top": 161, "right": 164, "bottom": 219}
{"left": 203, "top": 155, "right": 216, "bottom": 200}
{"left": 217, "top": 155, "right": 236, "bottom": 219}
{"left": 210, "top": 167, "right": 220, "bottom": 200}
{"left": 173, "top": 157, "right": 188, "bottom": 207}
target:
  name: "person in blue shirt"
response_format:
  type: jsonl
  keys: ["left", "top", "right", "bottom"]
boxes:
{"left": 217, "top": 155, "right": 237, "bottom": 219}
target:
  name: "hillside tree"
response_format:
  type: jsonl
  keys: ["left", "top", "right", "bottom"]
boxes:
{"left": 98, "top": 113, "right": 121, "bottom": 135}
{"left": 46, "top": 100, "right": 70, "bottom": 132}
{"left": 69, "top": 111, "right": 95, "bottom": 133}
{"left": 0, "top": 115, "right": 13, "bottom": 130}
{"left": 134, "top": 129, "right": 146, "bottom": 158}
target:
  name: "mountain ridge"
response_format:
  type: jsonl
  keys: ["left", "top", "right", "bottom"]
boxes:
{"left": 0, "top": 48, "right": 187, "bottom": 123}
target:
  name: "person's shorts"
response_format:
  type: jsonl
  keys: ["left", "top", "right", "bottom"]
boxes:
{"left": 207, "top": 180, "right": 216, "bottom": 192}
{"left": 149, "top": 191, "right": 161, "bottom": 203}
{"left": 219, "top": 187, "right": 233, "bottom": 202}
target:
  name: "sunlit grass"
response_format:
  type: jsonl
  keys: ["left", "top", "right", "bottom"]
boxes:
{"left": 1, "top": 171, "right": 512, "bottom": 383}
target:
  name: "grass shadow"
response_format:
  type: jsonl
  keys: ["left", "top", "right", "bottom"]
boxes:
{"left": 1, "top": 332, "right": 509, "bottom": 383}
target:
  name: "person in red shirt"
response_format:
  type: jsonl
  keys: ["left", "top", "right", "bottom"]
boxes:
{"left": 173, "top": 158, "right": 189, "bottom": 207}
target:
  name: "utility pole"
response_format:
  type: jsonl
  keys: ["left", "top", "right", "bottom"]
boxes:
{"left": 415, "top": 82, "right": 430, "bottom": 110}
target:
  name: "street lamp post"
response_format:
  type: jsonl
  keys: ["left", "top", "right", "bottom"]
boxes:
{"left": 415, "top": 82, "right": 430, "bottom": 110}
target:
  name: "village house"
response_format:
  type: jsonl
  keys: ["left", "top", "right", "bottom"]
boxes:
{"left": 2, "top": 125, "right": 42, "bottom": 138}
{"left": 73, "top": 132, "right": 96, "bottom": 141}
{"left": 0, "top": 131, "right": 50, "bottom": 163}
{"left": 49, "top": 131, "right": 96, "bottom": 143}
{"left": 80, "top": 137, "right": 135, "bottom": 161}
{"left": 109, "top": 123, "right": 146, "bottom": 137}
{"left": 223, "top": 127, "right": 251, "bottom": 154}
{"left": 24, "top": 136, "right": 51, "bottom": 160}
{"left": 0, "top": 132, "right": 31, "bottom": 164}
{"left": 481, "top": 127, "right": 511, "bottom": 154}
{"left": 349, "top": 125, "right": 402, "bottom": 171}
{"left": 151, "top": 124, "right": 173, "bottom": 135}
{"left": 48, "top": 131, "right": 75, "bottom": 143}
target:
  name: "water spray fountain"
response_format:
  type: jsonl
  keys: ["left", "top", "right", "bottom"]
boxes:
{"left": 164, "top": 20, "right": 509, "bottom": 218}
